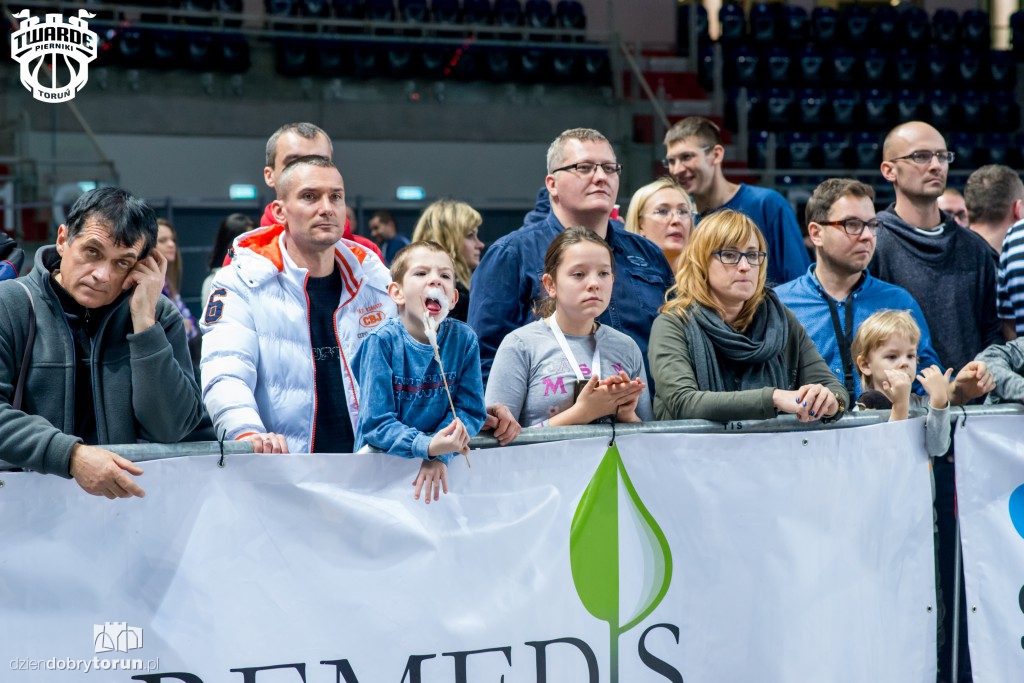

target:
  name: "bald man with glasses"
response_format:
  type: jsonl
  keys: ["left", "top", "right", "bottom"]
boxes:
{"left": 871, "top": 121, "right": 1002, "bottom": 377}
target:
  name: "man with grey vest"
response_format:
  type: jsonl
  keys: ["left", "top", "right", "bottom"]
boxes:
{"left": 0, "top": 188, "right": 203, "bottom": 498}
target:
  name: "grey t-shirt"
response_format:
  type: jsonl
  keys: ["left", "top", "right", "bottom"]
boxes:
{"left": 485, "top": 319, "right": 654, "bottom": 427}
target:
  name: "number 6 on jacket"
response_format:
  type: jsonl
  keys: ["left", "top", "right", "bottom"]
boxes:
{"left": 204, "top": 288, "right": 227, "bottom": 324}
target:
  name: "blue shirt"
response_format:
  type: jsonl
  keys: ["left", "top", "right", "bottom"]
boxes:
{"left": 775, "top": 264, "right": 942, "bottom": 397}
{"left": 352, "top": 317, "right": 487, "bottom": 464}
{"left": 699, "top": 184, "right": 810, "bottom": 285}
{"left": 468, "top": 211, "right": 674, "bottom": 384}
{"left": 382, "top": 234, "right": 411, "bottom": 266}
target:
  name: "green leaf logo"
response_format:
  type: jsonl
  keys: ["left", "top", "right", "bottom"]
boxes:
{"left": 570, "top": 443, "right": 673, "bottom": 682}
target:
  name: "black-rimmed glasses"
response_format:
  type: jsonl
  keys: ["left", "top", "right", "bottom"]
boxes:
{"left": 822, "top": 218, "right": 881, "bottom": 236}
{"left": 712, "top": 249, "right": 767, "bottom": 266}
{"left": 550, "top": 162, "right": 622, "bottom": 176}
{"left": 887, "top": 150, "right": 955, "bottom": 165}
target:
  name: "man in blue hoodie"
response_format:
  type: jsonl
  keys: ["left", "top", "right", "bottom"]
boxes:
{"left": 469, "top": 127, "right": 673, "bottom": 383}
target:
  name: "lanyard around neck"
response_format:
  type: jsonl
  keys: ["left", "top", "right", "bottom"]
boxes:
{"left": 816, "top": 271, "right": 865, "bottom": 397}
{"left": 547, "top": 315, "right": 601, "bottom": 382}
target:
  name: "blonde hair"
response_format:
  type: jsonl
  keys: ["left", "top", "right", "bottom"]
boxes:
{"left": 389, "top": 240, "right": 454, "bottom": 287}
{"left": 157, "top": 218, "right": 182, "bottom": 296}
{"left": 660, "top": 209, "right": 768, "bottom": 332}
{"left": 851, "top": 310, "right": 921, "bottom": 388}
{"left": 412, "top": 199, "right": 482, "bottom": 290}
{"left": 624, "top": 177, "right": 690, "bottom": 236}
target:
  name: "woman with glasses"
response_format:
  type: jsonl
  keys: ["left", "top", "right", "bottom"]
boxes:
{"left": 649, "top": 210, "right": 848, "bottom": 422}
{"left": 624, "top": 178, "right": 693, "bottom": 272}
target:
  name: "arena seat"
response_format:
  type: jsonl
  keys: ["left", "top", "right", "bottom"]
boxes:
{"left": 900, "top": 6, "right": 930, "bottom": 45}
{"left": 463, "top": 0, "right": 491, "bottom": 24}
{"left": 399, "top": 0, "right": 429, "bottom": 22}
{"left": 924, "top": 88, "right": 954, "bottom": 130}
{"left": 853, "top": 131, "right": 882, "bottom": 167}
{"left": 733, "top": 45, "right": 761, "bottom": 86}
{"left": 959, "top": 89, "right": 987, "bottom": 132}
{"left": 989, "top": 50, "right": 1016, "bottom": 90}
{"left": 926, "top": 46, "right": 951, "bottom": 85}
{"left": 830, "top": 88, "right": 859, "bottom": 128}
{"left": 956, "top": 48, "right": 984, "bottom": 87}
{"left": 863, "top": 89, "right": 893, "bottom": 129}
{"left": 862, "top": 48, "right": 888, "bottom": 86}
{"left": 820, "top": 131, "right": 850, "bottom": 169}
{"left": 750, "top": 3, "right": 779, "bottom": 43}
{"left": 797, "top": 45, "right": 825, "bottom": 83}
{"left": 150, "top": 29, "right": 180, "bottom": 69}
{"left": 797, "top": 87, "right": 827, "bottom": 128}
{"left": 841, "top": 4, "right": 870, "bottom": 44}
{"left": 299, "top": 0, "right": 330, "bottom": 17}
{"left": 948, "top": 132, "right": 978, "bottom": 168}
{"left": 217, "top": 33, "right": 250, "bottom": 72}
{"left": 431, "top": 0, "right": 459, "bottom": 23}
{"left": 961, "top": 9, "right": 990, "bottom": 48}
{"left": 331, "top": 0, "right": 366, "bottom": 20}
{"left": 767, "top": 46, "right": 793, "bottom": 84}
{"left": 779, "top": 131, "right": 815, "bottom": 169}
{"left": 494, "top": 0, "right": 523, "bottom": 27}
{"left": 719, "top": 3, "right": 746, "bottom": 43}
{"left": 810, "top": 7, "right": 839, "bottom": 43}
{"left": 894, "top": 49, "right": 920, "bottom": 87}
{"left": 766, "top": 87, "right": 796, "bottom": 129}
{"left": 932, "top": 8, "right": 959, "bottom": 49}
{"left": 896, "top": 88, "right": 924, "bottom": 122}
{"left": 366, "top": 0, "right": 396, "bottom": 22}
{"left": 870, "top": 6, "right": 898, "bottom": 47}
{"left": 829, "top": 47, "right": 856, "bottom": 84}
{"left": 525, "top": 0, "right": 554, "bottom": 30}
{"left": 275, "top": 39, "right": 313, "bottom": 77}
{"left": 782, "top": 5, "right": 807, "bottom": 43}
{"left": 556, "top": 0, "right": 585, "bottom": 31}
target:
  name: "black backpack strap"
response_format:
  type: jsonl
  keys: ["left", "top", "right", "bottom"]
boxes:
{"left": 12, "top": 281, "right": 35, "bottom": 412}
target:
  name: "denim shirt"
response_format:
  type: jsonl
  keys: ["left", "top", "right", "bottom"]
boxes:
{"left": 468, "top": 212, "right": 673, "bottom": 384}
{"left": 352, "top": 317, "right": 487, "bottom": 464}
{"left": 775, "top": 264, "right": 943, "bottom": 397}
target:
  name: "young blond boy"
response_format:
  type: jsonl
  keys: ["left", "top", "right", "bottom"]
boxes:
{"left": 852, "top": 310, "right": 951, "bottom": 457}
{"left": 352, "top": 241, "right": 486, "bottom": 504}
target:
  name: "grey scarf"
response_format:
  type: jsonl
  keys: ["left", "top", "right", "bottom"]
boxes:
{"left": 683, "top": 289, "right": 790, "bottom": 392}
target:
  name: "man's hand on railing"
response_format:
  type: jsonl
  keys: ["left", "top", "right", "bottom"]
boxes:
{"left": 69, "top": 444, "right": 145, "bottom": 499}
{"left": 483, "top": 403, "right": 521, "bottom": 446}
{"left": 243, "top": 433, "right": 289, "bottom": 454}
{"left": 949, "top": 360, "right": 996, "bottom": 406}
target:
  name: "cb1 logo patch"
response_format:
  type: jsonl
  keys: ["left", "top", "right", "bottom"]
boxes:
{"left": 10, "top": 9, "right": 98, "bottom": 103}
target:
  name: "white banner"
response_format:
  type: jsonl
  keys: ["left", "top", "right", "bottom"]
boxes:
{"left": 0, "top": 423, "right": 936, "bottom": 682}
{"left": 955, "top": 415, "right": 1024, "bottom": 681}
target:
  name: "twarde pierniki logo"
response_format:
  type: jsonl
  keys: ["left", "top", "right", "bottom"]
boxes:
{"left": 9, "top": 9, "right": 98, "bottom": 103}
{"left": 570, "top": 443, "right": 674, "bottom": 682}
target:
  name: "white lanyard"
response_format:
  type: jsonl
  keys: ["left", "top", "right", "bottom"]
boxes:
{"left": 546, "top": 315, "right": 600, "bottom": 382}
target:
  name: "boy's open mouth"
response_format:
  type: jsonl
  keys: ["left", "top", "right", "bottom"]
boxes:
{"left": 425, "top": 297, "right": 442, "bottom": 315}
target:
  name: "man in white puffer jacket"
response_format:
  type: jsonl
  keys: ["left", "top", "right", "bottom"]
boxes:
{"left": 200, "top": 155, "right": 395, "bottom": 454}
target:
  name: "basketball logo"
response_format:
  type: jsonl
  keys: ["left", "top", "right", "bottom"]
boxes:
{"left": 10, "top": 10, "right": 98, "bottom": 104}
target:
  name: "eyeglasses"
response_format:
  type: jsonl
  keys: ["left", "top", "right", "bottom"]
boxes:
{"left": 712, "top": 249, "right": 767, "bottom": 266}
{"left": 822, "top": 218, "right": 881, "bottom": 236}
{"left": 550, "top": 162, "right": 622, "bottom": 176}
{"left": 662, "top": 145, "right": 714, "bottom": 169}
{"left": 887, "top": 150, "right": 956, "bottom": 165}
{"left": 647, "top": 208, "right": 693, "bottom": 221}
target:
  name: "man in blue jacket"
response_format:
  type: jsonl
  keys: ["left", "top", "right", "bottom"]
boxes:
{"left": 663, "top": 117, "right": 809, "bottom": 285}
{"left": 775, "top": 178, "right": 943, "bottom": 399}
{"left": 469, "top": 127, "right": 673, "bottom": 383}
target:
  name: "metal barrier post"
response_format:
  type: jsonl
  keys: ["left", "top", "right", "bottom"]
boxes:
{"left": 951, "top": 517, "right": 962, "bottom": 683}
